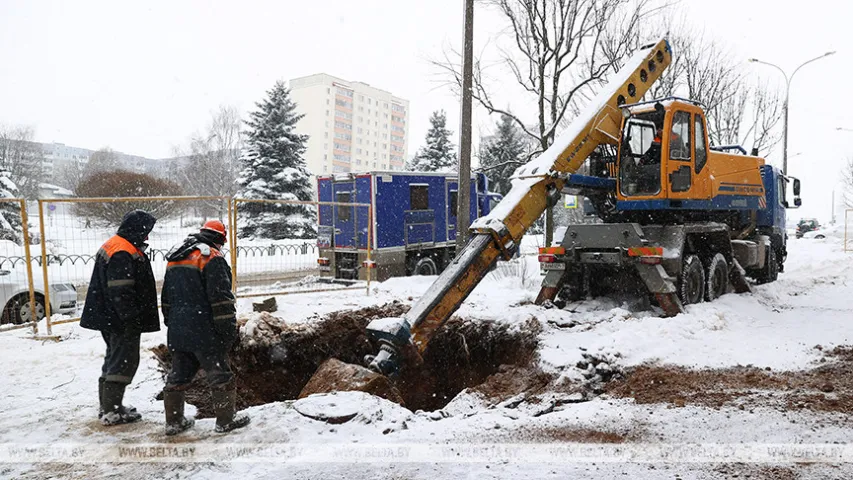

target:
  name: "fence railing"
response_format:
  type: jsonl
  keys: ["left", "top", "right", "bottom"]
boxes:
{"left": 232, "top": 198, "right": 372, "bottom": 297}
{"left": 0, "top": 196, "right": 372, "bottom": 336}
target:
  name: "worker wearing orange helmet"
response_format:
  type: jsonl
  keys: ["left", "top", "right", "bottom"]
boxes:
{"left": 160, "top": 220, "right": 250, "bottom": 436}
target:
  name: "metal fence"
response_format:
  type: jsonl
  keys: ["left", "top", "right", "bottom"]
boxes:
{"left": 232, "top": 198, "right": 372, "bottom": 298}
{"left": 0, "top": 196, "right": 372, "bottom": 334}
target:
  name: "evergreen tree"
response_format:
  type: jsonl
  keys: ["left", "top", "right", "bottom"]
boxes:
{"left": 0, "top": 170, "right": 23, "bottom": 244}
{"left": 480, "top": 113, "right": 525, "bottom": 195}
{"left": 407, "top": 110, "right": 457, "bottom": 172}
{"left": 237, "top": 81, "right": 315, "bottom": 239}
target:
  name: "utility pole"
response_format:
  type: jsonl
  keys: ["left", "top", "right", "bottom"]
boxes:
{"left": 456, "top": 0, "right": 474, "bottom": 250}
{"left": 749, "top": 51, "right": 835, "bottom": 175}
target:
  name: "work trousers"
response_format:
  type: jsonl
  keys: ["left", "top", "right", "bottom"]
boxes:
{"left": 100, "top": 330, "right": 142, "bottom": 385}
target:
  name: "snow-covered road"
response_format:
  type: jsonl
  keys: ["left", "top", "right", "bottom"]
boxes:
{"left": 1, "top": 236, "right": 851, "bottom": 479}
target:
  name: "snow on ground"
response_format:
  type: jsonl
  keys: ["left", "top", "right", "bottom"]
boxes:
{"left": 0, "top": 237, "right": 851, "bottom": 479}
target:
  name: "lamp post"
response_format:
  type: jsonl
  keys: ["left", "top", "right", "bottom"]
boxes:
{"left": 749, "top": 51, "right": 835, "bottom": 175}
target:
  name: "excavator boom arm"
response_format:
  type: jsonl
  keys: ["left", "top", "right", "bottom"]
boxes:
{"left": 365, "top": 38, "right": 673, "bottom": 374}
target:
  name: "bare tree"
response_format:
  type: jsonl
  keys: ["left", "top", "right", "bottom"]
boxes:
{"left": 437, "top": 0, "right": 654, "bottom": 159}
{"left": 0, "top": 124, "right": 44, "bottom": 198}
{"left": 613, "top": 19, "right": 783, "bottom": 156}
{"left": 177, "top": 105, "right": 243, "bottom": 217}
{"left": 74, "top": 169, "right": 184, "bottom": 226}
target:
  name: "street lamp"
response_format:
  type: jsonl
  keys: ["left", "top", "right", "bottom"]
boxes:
{"left": 749, "top": 51, "right": 836, "bottom": 175}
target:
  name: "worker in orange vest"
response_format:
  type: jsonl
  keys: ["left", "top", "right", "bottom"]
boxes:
{"left": 160, "top": 220, "right": 249, "bottom": 436}
{"left": 81, "top": 210, "right": 159, "bottom": 426}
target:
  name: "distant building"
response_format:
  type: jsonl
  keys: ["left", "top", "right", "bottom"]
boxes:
{"left": 38, "top": 142, "right": 175, "bottom": 184}
{"left": 38, "top": 183, "right": 74, "bottom": 199}
{"left": 289, "top": 73, "right": 410, "bottom": 177}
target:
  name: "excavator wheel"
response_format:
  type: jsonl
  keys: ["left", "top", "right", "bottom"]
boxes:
{"left": 678, "top": 254, "right": 705, "bottom": 305}
{"left": 704, "top": 253, "right": 729, "bottom": 301}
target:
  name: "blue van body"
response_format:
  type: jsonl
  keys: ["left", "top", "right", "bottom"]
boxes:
{"left": 317, "top": 171, "right": 500, "bottom": 281}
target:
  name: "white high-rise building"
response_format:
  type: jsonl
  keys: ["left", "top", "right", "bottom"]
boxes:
{"left": 289, "top": 73, "right": 410, "bottom": 176}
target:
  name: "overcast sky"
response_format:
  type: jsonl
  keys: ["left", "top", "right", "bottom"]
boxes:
{"left": 1, "top": 0, "right": 850, "bottom": 221}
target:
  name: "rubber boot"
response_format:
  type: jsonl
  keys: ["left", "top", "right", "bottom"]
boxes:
{"left": 99, "top": 377, "right": 136, "bottom": 420}
{"left": 212, "top": 388, "right": 250, "bottom": 433}
{"left": 101, "top": 381, "right": 142, "bottom": 426}
{"left": 164, "top": 390, "right": 195, "bottom": 436}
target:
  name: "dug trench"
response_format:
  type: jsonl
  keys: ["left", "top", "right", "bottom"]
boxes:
{"left": 150, "top": 301, "right": 546, "bottom": 418}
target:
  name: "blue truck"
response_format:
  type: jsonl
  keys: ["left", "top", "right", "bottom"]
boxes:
{"left": 317, "top": 171, "right": 502, "bottom": 281}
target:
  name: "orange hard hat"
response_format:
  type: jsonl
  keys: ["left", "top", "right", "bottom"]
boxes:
{"left": 201, "top": 220, "right": 227, "bottom": 239}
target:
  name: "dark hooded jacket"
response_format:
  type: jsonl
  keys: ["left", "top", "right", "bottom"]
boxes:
{"left": 80, "top": 210, "right": 159, "bottom": 333}
{"left": 161, "top": 231, "right": 237, "bottom": 352}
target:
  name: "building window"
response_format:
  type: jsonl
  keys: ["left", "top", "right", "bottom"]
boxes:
{"left": 357, "top": 127, "right": 363, "bottom": 134}
{"left": 358, "top": 106, "right": 364, "bottom": 112}
{"left": 356, "top": 148, "right": 362, "bottom": 154}
{"left": 359, "top": 94, "right": 364, "bottom": 101}
{"left": 326, "top": 99, "right": 330, "bottom": 105}
{"left": 323, "top": 165, "right": 328, "bottom": 172}
{"left": 324, "top": 154, "right": 328, "bottom": 160}
{"left": 326, "top": 110, "right": 330, "bottom": 116}
{"left": 357, "top": 159, "right": 362, "bottom": 165}
{"left": 324, "top": 132, "right": 328, "bottom": 138}
{"left": 327, "top": 87, "right": 331, "bottom": 94}
{"left": 384, "top": 113, "right": 389, "bottom": 119}
{"left": 384, "top": 102, "right": 389, "bottom": 108}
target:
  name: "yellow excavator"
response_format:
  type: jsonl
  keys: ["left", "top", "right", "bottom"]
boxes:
{"left": 309, "top": 36, "right": 799, "bottom": 386}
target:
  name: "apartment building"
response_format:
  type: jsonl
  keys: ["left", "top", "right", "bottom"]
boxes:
{"left": 289, "top": 73, "right": 410, "bottom": 176}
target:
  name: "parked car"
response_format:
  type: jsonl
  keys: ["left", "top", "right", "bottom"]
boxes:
{"left": 801, "top": 224, "right": 843, "bottom": 240}
{"left": 796, "top": 218, "right": 820, "bottom": 238}
{"left": 0, "top": 270, "right": 78, "bottom": 325}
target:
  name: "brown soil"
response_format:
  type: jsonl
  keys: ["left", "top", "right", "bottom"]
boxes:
{"left": 606, "top": 346, "right": 853, "bottom": 414}
{"left": 476, "top": 425, "right": 629, "bottom": 444}
{"left": 151, "top": 302, "right": 542, "bottom": 417}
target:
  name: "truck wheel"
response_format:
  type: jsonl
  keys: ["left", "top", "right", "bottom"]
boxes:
{"left": 412, "top": 257, "right": 438, "bottom": 276}
{"left": 704, "top": 253, "right": 729, "bottom": 301}
{"left": 679, "top": 254, "right": 705, "bottom": 305}
{"left": 755, "top": 246, "right": 778, "bottom": 284}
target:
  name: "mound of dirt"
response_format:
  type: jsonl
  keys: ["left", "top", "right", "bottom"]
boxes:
{"left": 151, "top": 302, "right": 543, "bottom": 417}
{"left": 605, "top": 346, "right": 853, "bottom": 413}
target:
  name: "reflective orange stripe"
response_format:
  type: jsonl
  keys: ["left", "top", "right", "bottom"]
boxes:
{"left": 100, "top": 235, "right": 143, "bottom": 259}
{"left": 166, "top": 248, "right": 222, "bottom": 271}
{"left": 538, "top": 247, "right": 566, "bottom": 255}
{"left": 627, "top": 247, "right": 663, "bottom": 257}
